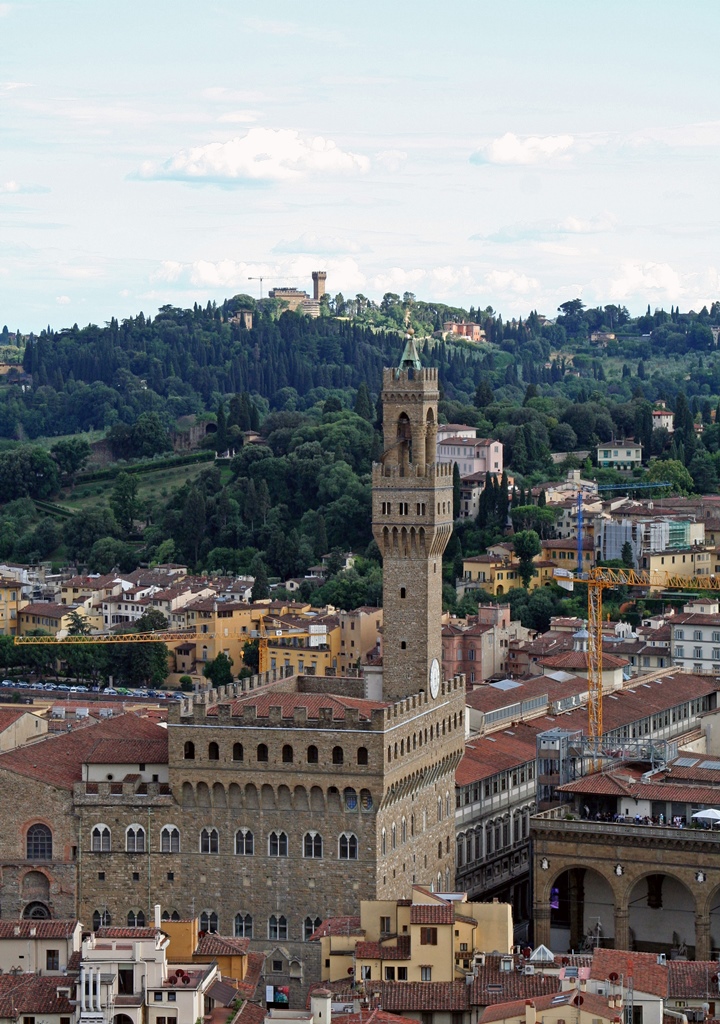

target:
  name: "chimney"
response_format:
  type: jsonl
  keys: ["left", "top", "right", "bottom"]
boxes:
{"left": 525, "top": 1001, "right": 537, "bottom": 1024}
{"left": 311, "top": 988, "right": 333, "bottom": 1024}
{"left": 154, "top": 904, "right": 162, "bottom": 930}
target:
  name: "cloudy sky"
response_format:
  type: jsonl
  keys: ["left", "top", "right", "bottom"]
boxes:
{"left": 2, "top": 0, "right": 720, "bottom": 330}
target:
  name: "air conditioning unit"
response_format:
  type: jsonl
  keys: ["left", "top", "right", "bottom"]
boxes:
{"left": 524, "top": 966, "right": 535, "bottom": 976}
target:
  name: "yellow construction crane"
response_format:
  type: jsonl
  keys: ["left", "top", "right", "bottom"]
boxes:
{"left": 554, "top": 566, "right": 720, "bottom": 768}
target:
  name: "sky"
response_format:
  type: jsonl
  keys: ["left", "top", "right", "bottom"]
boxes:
{"left": 2, "top": 0, "right": 720, "bottom": 331}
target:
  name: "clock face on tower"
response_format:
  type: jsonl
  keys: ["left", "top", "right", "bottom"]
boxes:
{"left": 429, "top": 658, "right": 440, "bottom": 699}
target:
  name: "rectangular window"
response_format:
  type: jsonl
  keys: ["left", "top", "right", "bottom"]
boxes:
{"left": 398, "top": 967, "right": 408, "bottom": 981}
{"left": 361, "top": 966, "right": 371, "bottom": 981}
{"left": 385, "top": 967, "right": 395, "bottom": 981}
{"left": 46, "top": 949, "right": 60, "bottom": 971}
{"left": 420, "top": 927, "right": 438, "bottom": 945}
{"left": 421, "top": 967, "right": 432, "bottom": 982}
{"left": 694, "top": 647, "right": 702, "bottom": 659}
{"left": 380, "top": 916, "right": 391, "bottom": 934}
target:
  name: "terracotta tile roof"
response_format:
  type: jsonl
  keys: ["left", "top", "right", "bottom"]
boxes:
{"left": 339, "top": 1010, "right": 419, "bottom": 1024}
{"left": 472, "top": 965, "right": 560, "bottom": 1005}
{"left": 235, "top": 1001, "right": 267, "bottom": 1024}
{"left": 195, "top": 933, "right": 250, "bottom": 956}
{"left": 67, "top": 950, "right": 81, "bottom": 971}
{"left": 0, "top": 713, "right": 167, "bottom": 789}
{"left": 235, "top": 951, "right": 265, "bottom": 999}
{"left": 96, "top": 926, "right": 158, "bottom": 939}
{"left": 409, "top": 903, "right": 454, "bottom": 925}
{"left": 0, "top": 707, "right": 36, "bottom": 729}
{"left": 380, "top": 980, "right": 469, "bottom": 1012}
{"left": 591, "top": 949, "right": 668, "bottom": 996}
{"left": 20, "top": 601, "right": 68, "bottom": 617}
{"left": 0, "top": 975, "right": 75, "bottom": 1017}
{"left": 207, "top": 978, "right": 240, "bottom": 1006}
{"left": 307, "top": 980, "right": 355, "bottom": 1004}
{"left": 84, "top": 736, "right": 168, "bottom": 764}
{"left": 457, "top": 724, "right": 541, "bottom": 786}
{"left": 309, "top": 916, "right": 363, "bottom": 940}
{"left": 559, "top": 773, "right": 720, "bottom": 805}
{"left": 482, "top": 990, "right": 617, "bottom": 1023}
{"left": 540, "top": 650, "right": 629, "bottom": 670}
{"left": 667, "top": 960, "right": 719, "bottom": 997}
{"left": 0, "top": 919, "right": 79, "bottom": 939}
{"left": 210, "top": 693, "right": 389, "bottom": 721}
{"left": 356, "top": 935, "right": 411, "bottom": 960}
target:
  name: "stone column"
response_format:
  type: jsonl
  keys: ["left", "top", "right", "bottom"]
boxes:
{"left": 614, "top": 906, "right": 630, "bottom": 951}
{"left": 533, "top": 899, "right": 551, "bottom": 947}
{"left": 569, "top": 868, "right": 586, "bottom": 950}
{"left": 695, "top": 912, "right": 710, "bottom": 961}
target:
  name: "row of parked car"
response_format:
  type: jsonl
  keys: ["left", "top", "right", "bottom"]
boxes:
{"left": 0, "top": 679, "right": 184, "bottom": 699}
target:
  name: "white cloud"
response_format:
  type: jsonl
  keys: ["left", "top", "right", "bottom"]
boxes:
{"left": 216, "top": 110, "right": 261, "bottom": 124}
{"left": 55, "top": 295, "right": 71, "bottom": 305}
{"left": 0, "top": 5, "right": 12, "bottom": 15}
{"left": 138, "top": 128, "right": 369, "bottom": 183}
{"left": 477, "top": 212, "right": 616, "bottom": 244}
{"left": 485, "top": 269, "right": 540, "bottom": 294}
{"left": 153, "top": 256, "right": 367, "bottom": 297}
{"left": 471, "top": 132, "right": 575, "bottom": 166}
{"left": 0, "top": 180, "right": 49, "bottom": 195}
{"left": 606, "top": 261, "right": 720, "bottom": 309}
{"left": 557, "top": 213, "right": 617, "bottom": 234}
{"left": 375, "top": 150, "right": 408, "bottom": 173}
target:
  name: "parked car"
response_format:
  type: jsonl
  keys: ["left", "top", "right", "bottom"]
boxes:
{"left": 57, "top": 684, "right": 70, "bottom": 691}
{"left": 105, "top": 688, "right": 118, "bottom": 695}
{"left": 44, "top": 683, "right": 57, "bottom": 690}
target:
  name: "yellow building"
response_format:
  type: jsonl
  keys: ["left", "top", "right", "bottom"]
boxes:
{"left": 315, "top": 886, "right": 512, "bottom": 985}
{"left": 17, "top": 601, "right": 97, "bottom": 636}
{"left": 640, "top": 546, "right": 713, "bottom": 584}
{"left": 481, "top": 990, "right": 622, "bottom": 1024}
{"left": 162, "top": 916, "right": 252, "bottom": 987}
{"left": 0, "top": 577, "right": 24, "bottom": 635}
{"left": 462, "top": 555, "right": 525, "bottom": 597}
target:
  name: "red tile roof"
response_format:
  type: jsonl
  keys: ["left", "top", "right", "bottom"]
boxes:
{"left": 541, "top": 650, "right": 628, "bottom": 670}
{"left": 0, "top": 713, "right": 167, "bottom": 789}
{"left": 667, "top": 961, "right": 720, "bottom": 997}
{"left": 195, "top": 933, "right": 250, "bottom": 956}
{"left": 235, "top": 1001, "right": 268, "bottom": 1024}
{"left": 309, "top": 916, "right": 363, "bottom": 940}
{"left": 380, "top": 980, "right": 469, "bottom": 1012}
{"left": 84, "top": 736, "right": 168, "bottom": 764}
{"left": 591, "top": 949, "right": 668, "bottom": 996}
{"left": 235, "top": 951, "right": 266, "bottom": 999}
{"left": 338, "top": 1010, "right": 419, "bottom": 1024}
{"left": 0, "top": 975, "right": 75, "bottom": 1017}
{"left": 96, "top": 926, "right": 158, "bottom": 939}
{"left": 0, "top": 919, "right": 79, "bottom": 939}
{"left": 482, "top": 991, "right": 618, "bottom": 1024}
{"left": 473, "top": 964, "right": 560, "bottom": 1005}
{"left": 457, "top": 724, "right": 541, "bottom": 786}
{"left": 356, "top": 935, "right": 411, "bottom": 961}
{"left": 409, "top": 903, "right": 455, "bottom": 925}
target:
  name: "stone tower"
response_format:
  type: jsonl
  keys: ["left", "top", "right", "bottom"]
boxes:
{"left": 312, "top": 270, "right": 327, "bottom": 301}
{"left": 372, "top": 335, "right": 453, "bottom": 702}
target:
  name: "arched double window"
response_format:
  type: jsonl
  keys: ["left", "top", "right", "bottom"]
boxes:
{"left": 91, "top": 825, "right": 111, "bottom": 852}
{"left": 26, "top": 824, "right": 52, "bottom": 860}
{"left": 269, "top": 914, "right": 288, "bottom": 940}
{"left": 92, "top": 910, "right": 111, "bottom": 930}
{"left": 161, "top": 825, "right": 180, "bottom": 853}
{"left": 126, "top": 825, "right": 145, "bottom": 853}
{"left": 235, "top": 913, "right": 253, "bottom": 938}
{"left": 161, "top": 910, "right": 181, "bottom": 922}
{"left": 235, "top": 829, "right": 254, "bottom": 855}
{"left": 303, "top": 832, "right": 323, "bottom": 858}
{"left": 269, "top": 831, "right": 288, "bottom": 857}
{"left": 304, "top": 916, "right": 322, "bottom": 940}
{"left": 339, "top": 833, "right": 358, "bottom": 860}
{"left": 200, "top": 827, "right": 219, "bottom": 854}
{"left": 200, "top": 911, "right": 218, "bottom": 933}
{"left": 127, "top": 910, "right": 146, "bottom": 927}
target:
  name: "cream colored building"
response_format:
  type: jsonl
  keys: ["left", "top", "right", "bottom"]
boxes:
{"left": 0, "top": 577, "right": 24, "bottom": 635}
{"left": 0, "top": 918, "right": 81, "bottom": 974}
{"left": 315, "top": 886, "right": 512, "bottom": 985}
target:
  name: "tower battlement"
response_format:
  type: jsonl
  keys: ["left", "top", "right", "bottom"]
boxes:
{"left": 372, "top": 461, "right": 453, "bottom": 485}
{"left": 382, "top": 365, "right": 439, "bottom": 391}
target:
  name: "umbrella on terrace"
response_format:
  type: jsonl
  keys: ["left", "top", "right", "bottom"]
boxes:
{"left": 691, "top": 808, "right": 720, "bottom": 821}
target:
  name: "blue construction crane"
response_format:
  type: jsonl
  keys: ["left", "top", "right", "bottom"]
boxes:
{"left": 575, "top": 480, "right": 672, "bottom": 574}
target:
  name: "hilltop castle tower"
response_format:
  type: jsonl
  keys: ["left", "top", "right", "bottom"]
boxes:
{"left": 372, "top": 335, "right": 454, "bottom": 702}
{"left": 312, "top": 270, "right": 327, "bottom": 301}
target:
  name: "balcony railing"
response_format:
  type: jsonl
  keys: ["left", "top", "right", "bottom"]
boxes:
{"left": 532, "top": 808, "right": 720, "bottom": 843}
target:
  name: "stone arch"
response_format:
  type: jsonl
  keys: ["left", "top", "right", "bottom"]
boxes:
{"left": 294, "top": 786, "right": 309, "bottom": 812}
{"left": 23, "top": 901, "right": 51, "bottom": 919}
{"left": 196, "top": 782, "right": 211, "bottom": 808}
{"left": 543, "top": 864, "right": 617, "bottom": 952}
{"left": 181, "top": 781, "right": 195, "bottom": 808}
{"left": 21, "top": 870, "right": 50, "bottom": 904}
{"left": 625, "top": 870, "right": 698, "bottom": 957}
{"left": 310, "top": 786, "right": 325, "bottom": 813}
{"left": 278, "top": 785, "right": 292, "bottom": 810}
{"left": 212, "top": 782, "right": 226, "bottom": 808}
{"left": 245, "top": 783, "right": 259, "bottom": 809}
{"left": 261, "top": 784, "right": 276, "bottom": 810}
{"left": 228, "top": 783, "right": 242, "bottom": 809}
